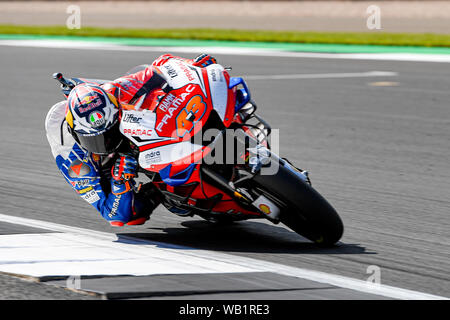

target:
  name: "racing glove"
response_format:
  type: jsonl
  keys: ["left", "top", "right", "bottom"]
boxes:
{"left": 111, "top": 155, "right": 138, "bottom": 195}
{"left": 192, "top": 53, "right": 217, "bottom": 67}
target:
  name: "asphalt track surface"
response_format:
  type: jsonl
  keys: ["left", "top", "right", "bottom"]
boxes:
{"left": 0, "top": 45, "right": 449, "bottom": 299}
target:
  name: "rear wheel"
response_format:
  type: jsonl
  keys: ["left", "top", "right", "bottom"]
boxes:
{"left": 252, "top": 163, "right": 344, "bottom": 246}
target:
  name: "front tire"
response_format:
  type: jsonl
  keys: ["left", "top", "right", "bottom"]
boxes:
{"left": 252, "top": 163, "right": 344, "bottom": 246}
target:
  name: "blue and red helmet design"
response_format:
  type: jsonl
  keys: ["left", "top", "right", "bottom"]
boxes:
{"left": 67, "top": 83, "right": 119, "bottom": 135}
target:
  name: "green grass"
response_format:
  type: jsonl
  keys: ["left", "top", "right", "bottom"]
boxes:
{"left": 1, "top": 24, "right": 450, "bottom": 47}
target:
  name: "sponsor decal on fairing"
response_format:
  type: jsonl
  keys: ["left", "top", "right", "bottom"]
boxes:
{"left": 206, "top": 64, "right": 228, "bottom": 121}
{"left": 122, "top": 113, "right": 142, "bottom": 124}
{"left": 157, "top": 60, "right": 202, "bottom": 90}
{"left": 156, "top": 84, "right": 196, "bottom": 133}
{"left": 120, "top": 110, "right": 166, "bottom": 146}
{"left": 251, "top": 195, "right": 280, "bottom": 220}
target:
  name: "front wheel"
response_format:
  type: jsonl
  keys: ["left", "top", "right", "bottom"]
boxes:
{"left": 252, "top": 162, "right": 344, "bottom": 246}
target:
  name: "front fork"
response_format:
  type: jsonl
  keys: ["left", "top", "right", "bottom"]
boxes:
{"left": 204, "top": 123, "right": 311, "bottom": 222}
{"left": 237, "top": 101, "right": 310, "bottom": 184}
{"left": 245, "top": 143, "right": 311, "bottom": 222}
{"left": 202, "top": 100, "right": 311, "bottom": 222}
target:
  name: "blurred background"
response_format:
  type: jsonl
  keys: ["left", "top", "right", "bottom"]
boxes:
{"left": 0, "top": 0, "right": 449, "bottom": 300}
{"left": 0, "top": 0, "right": 448, "bottom": 34}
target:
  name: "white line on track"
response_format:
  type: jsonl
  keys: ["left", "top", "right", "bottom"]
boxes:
{"left": 1, "top": 39, "right": 450, "bottom": 63}
{"left": 244, "top": 71, "right": 398, "bottom": 80}
{"left": 0, "top": 213, "right": 447, "bottom": 300}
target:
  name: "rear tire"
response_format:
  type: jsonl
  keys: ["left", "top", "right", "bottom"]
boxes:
{"left": 252, "top": 163, "right": 344, "bottom": 246}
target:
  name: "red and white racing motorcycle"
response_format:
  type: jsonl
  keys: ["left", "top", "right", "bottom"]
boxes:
{"left": 53, "top": 59, "right": 344, "bottom": 246}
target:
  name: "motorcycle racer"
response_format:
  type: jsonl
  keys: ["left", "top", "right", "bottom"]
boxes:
{"left": 45, "top": 53, "right": 217, "bottom": 227}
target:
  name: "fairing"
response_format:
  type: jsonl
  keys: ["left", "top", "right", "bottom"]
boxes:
{"left": 119, "top": 60, "right": 237, "bottom": 174}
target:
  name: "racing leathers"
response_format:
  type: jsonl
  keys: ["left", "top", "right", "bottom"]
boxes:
{"left": 45, "top": 53, "right": 216, "bottom": 227}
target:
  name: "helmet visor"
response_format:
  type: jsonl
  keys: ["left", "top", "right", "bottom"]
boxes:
{"left": 74, "top": 121, "right": 122, "bottom": 155}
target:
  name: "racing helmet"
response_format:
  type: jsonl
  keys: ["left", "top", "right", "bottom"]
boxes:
{"left": 66, "top": 83, "right": 122, "bottom": 155}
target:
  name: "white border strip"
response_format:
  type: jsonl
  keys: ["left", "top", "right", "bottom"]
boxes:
{"left": 0, "top": 213, "right": 447, "bottom": 300}
{"left": 1, "top": 39, "right": 450, "bottom": 63}
{"left": 245, "top": 71, "right": 398, "bottom": 80}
